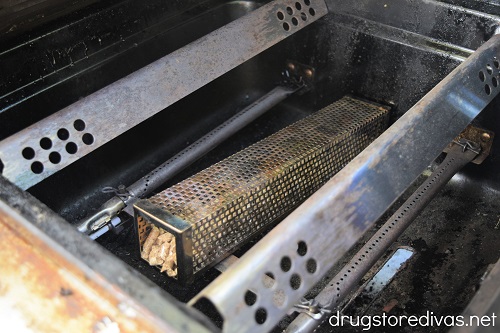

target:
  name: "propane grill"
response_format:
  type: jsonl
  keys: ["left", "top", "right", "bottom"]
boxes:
{"left": 0, "top": 1, "right": 499, "bottom": 333}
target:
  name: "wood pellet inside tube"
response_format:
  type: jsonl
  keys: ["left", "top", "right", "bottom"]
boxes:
{"left": 139, "top": 218, "right": 178, "bottom": 277}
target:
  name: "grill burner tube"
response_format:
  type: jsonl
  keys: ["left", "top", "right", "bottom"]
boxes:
{"left": 287, "top": 139, "right": 481, "bottom": 333}
{"left": 78, "top": 84, "right": 301, "bottom": 235}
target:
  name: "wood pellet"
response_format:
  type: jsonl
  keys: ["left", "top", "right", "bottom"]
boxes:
{"left": 141, "top": 225, "right": 177, "bottom": 277}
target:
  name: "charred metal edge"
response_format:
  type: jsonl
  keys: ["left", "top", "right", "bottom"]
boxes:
{"left": 0, "top": 175, "right": 218, "bottom": 333}
{"left": 0, "top": 0, "right": 329, "bottom": 190}
{"left": 190, "top": 35, "right": 500, "bottom": 333}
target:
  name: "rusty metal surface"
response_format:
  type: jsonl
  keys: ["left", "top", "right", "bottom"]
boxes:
{"left": 189, "top": 34, "right": 500, "bottom": 333}
{"left": 135, "top": 97, "right": 390, "bottom": 282}
{"left": 0, "top": 0, "right": 329, "bottom": 190}
{"left": 0, "top": 175, "right": 216, "bottom": 333}
{"left": 0, "top": 203, "right": 167, "bottom": 333}
{"left": 0, "top": 211, "right": 152, "bottom": 332}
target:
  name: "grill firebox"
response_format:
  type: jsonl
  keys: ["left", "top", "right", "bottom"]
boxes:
{"left": 134, "top": 96, "right": 390, "bottom": 282}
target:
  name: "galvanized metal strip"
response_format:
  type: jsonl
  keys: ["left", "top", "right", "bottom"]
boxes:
{"left": 189, "top": 35, "right": 500, "bottom": 333}
{"left": 0, "top": 0, "right": 328, "bottom": 190}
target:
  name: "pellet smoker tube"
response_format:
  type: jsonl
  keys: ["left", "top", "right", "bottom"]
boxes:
{"left": 77, "top": 85, "right": 300, "bottom": 235}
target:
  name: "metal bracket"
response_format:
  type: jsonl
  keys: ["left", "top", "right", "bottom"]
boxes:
{"left": 293, "top": 298, "right": 331, "bottom": 320}
{"left": 284, "top": 60, "right": 316, "bottom": 94}
{"left": 452, "top": 138, "right": 481, "bottom": 154}
{"left": 101, "top": 185, "right": 133, "bottom": 201}
{"left": 444, "top": 125, "right": 494, "bottom": 164}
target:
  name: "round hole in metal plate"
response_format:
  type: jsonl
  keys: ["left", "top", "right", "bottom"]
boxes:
{"left": 73, "top": 119, "right": 86, "bottom": 131}
{"left": 304, "top": 0, "right": 311, "bottom": 5}
{"left": 49, "top": 151, "right": 61, "bottom": 164}
{"left": 485, "top": 84, "right": 492, "bottom": 95}
{"left": 31, "top": 161, "right": 44, "bottom": 174}
{"left": 291, "top": 17, "right": 299, "bottom": 26}
{"left": 306, "top": 258, "right": 317, "bottom": 274}
{"left": 255, "top": 308, "right": 267, "bottom": 324}
{"left": 479, "top": 71, "right": 486, "bottom": 82}
{"left": 273, "top": 289, "right": 286, "bottom": 308}
{"left": 22, "top": 147, "right": 35, "bottom": 160}
{"left": 290, "top": 273, "right": 302, "bottom": 290}
{"left": 263, "top": 272, "right": 275, "bottom": 288}
{"left": 492, "top": 77, "right": 498, "bottom": 88}
{"left": 82, "top": 133, "right": 94, "bottom": 145}
{"left": 494, "top": 60, "right": 500, "bottom": 69}
{"left": 40, "top": 137, "right": 52, "bottom": 150}
{"left": 280, "top": 256, "right": 292, "bottom": 272}
{"left": 244, "top": 290, "right": 257, "bottom": 306}
{"left": 295, "top": 2, "right": 302, "bottom": 10}
{"left": 283, "top": 22, "right": 290, "bottom": 31}
{"left": 301, "top": 12, "right": 307, "bottom": 21}
{"left": 277, "top": 11, "right": 285, "bottom": 20}
{"left": 57, "top": 128, "right": 70, "bottom": 140}
{"left": 487, "top": 64, "right": 493, "bottom": 75}
{"left": 286, "top": 6, "right": 293, "bottom": 15}
{"left": 309, "top": 7, "right": 316, "bottom": 16}
{"left": 66, "top": 142, "right": 78, "bottom": 154}
{"left": 297, "top": 241, "right": 307, "bottom": 256}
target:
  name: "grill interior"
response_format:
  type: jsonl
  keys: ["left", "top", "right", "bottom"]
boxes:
{"left": 0, "top": 0, "right": 499, "bottom": 332}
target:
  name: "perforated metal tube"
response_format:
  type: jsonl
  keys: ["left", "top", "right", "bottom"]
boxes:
{"left": 134, "top": 97, "right": 390, "bottom": 282}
